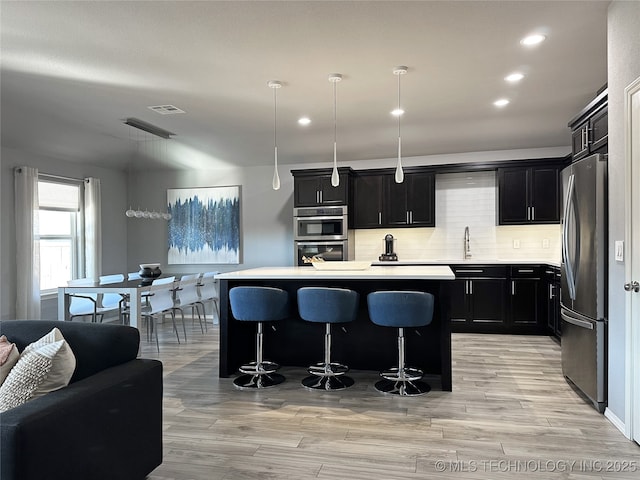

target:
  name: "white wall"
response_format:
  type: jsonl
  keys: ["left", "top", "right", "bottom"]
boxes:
{"left": 0, "top": 146, "right": 129, "bottom": 320}
{"left": 606, "top": 0, "right": 640, "bottom": 425}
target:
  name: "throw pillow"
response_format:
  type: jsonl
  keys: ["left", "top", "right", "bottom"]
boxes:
{"left": 0, "top": 327, "right": 76, "bottom": 412}
{"left": 0, "top": 335, "right": 20, "bottom": 386}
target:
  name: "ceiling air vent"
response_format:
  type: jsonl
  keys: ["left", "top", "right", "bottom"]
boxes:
{"left": 148, "top": 105, "right": 185, "bottom": 115}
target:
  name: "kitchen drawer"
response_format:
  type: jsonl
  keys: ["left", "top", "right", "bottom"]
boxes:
{"left": 451, "top": 266, "right": 507, "bottom": 278}
{"left": 509, "top": 265, "right": 545, "bottom": 278}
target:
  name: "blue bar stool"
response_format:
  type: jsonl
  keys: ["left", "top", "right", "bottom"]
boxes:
{"left": 367, "top": 291, "right": 435, "bottom": 396}
{"left": 297, "top": 287, "right": 359, "bottom": 390}
{"left": 229, "top": 286, "right": 289, "bottom": 389}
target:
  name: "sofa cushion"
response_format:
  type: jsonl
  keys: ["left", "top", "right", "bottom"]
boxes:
{"left": 0, "top": 321, "right": 140, "bottom": 383}
{"left": 0, "top": 336, "right": 20, "bottom": 385}
{"left": 0, "top": 328, "right": 76, "bottom": 412}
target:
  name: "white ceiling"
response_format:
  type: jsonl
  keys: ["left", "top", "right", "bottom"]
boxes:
{"left": 0, "top": 1, "right": 609, "bottom": 171}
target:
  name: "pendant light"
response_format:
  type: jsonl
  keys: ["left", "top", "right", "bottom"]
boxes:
{"left": 268, "top": 80, "right": 283, "bottom": 190}
{"left": 328, "top": 73, "right": 342, "bottom": 187}
{"left": 393, "top": 66, "right": 408, "bottom": 183}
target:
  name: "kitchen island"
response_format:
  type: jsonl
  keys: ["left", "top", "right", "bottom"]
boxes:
{"left": 216, "top": 265, "right": 455, "bottom": 390}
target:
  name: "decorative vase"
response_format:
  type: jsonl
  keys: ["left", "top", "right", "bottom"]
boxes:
{"left": 139, "top": 263, "right": 162, "bottom": 279}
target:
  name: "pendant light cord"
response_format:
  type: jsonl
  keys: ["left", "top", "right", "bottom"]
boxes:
{"left": 273, "top": 86, "right": 278, "bottom": 151}
{"left": 397, "top": 71, "right": 402, "bottom": 138}
{"left": 333, "top": 79, "right": 337, "bottom": 146}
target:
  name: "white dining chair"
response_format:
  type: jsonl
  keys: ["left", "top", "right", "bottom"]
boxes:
{"left": 138, "top": 276, "right": 185, "bottom": 352}
{"left": 99, "top": 274, "right": 127, "bottom": 323}
{"left": 197, "top": 272, "right": 220, "bottom": 325}
{"left": 67, "top": 278, "right": 116, "bottom": 323}
{"left": 176, "top": 274, "right": 206, "bottom": 334}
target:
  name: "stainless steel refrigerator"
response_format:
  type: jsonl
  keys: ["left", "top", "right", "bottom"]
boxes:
{"left": 561, "top": 153, "right": 607, "bottom": 412}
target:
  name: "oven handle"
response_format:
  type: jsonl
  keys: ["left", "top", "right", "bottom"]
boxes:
{"left": 295, "top": 241, "right": 347, "bottom": 246}
{"left": 294, "top": 215, "right": 346, "bottom": 221}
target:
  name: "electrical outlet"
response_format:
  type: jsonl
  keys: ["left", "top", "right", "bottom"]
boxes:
{"left": 513, "top": 239, "right": 520, "bottom": 249}
{"left": 542, "top": 238, "right": 550, "bottom": 249}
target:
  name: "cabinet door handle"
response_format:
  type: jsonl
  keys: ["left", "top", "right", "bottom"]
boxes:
{"left": 549, "top": 284, "right": 554, "bottom": 300}
{"left": 464, "top": 280, "right": 468, "bottom": 295}
{"left": 378, "top": 212, "right": 382, "bottom": 225}
{"left": 511, "top": 281, "right": 515, "bottom": 296}
{"left": 531, "top": 206, "right": 535, "bottom": 221}
{"left": 410, "top": 211, "right": 413, "bottom": 224}
{"left": 469, "top": 280, "right": 473, "bottom": 295}
{"left": 456, "top": 269, "right": 483, "bottom": 273}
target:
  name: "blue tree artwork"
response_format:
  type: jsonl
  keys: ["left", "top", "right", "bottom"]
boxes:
{"left": 167, "top": 186, "right": 240, "bottom": 264}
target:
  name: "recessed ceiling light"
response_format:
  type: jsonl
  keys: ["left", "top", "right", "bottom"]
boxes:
{"left": 505, "top": 72, "right": 524, "bottom": 83}
{"left": 391, "top": 108, "right": 404, "bottom": 117}
{"left": 494, "top": 98, "right": 510, "bottom": 107}
{"left": 520, "top": 34, "right": 546, "bottom": 46}
{"left": 298, "top": 117, "right": 311, "bottom": 126}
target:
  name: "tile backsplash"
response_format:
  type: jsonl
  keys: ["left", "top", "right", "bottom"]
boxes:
{"left": 354, "top": 171, "right": 561, "bottom": 262}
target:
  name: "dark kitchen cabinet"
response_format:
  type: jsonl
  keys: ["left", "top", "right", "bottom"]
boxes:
{"left": 450, "top": 266, "right": 507, "bottom": 333}
{"left": 508, "top": 266, "right": 547, "bottom": 334}
{"left": 498, "top": 165, "right": 561, "bottom": 225}
{"left": 546, "top": 266, "right": 561, "bottom": 338}
{"left": 384, "top": 171, "right": 435, "bottom": 227}
{"left": 353, "top": 170, "right": 435, "bottom": 228}
{"left": 353, "top": 173, "right": 384, "bottom": 228}
{"left": 569, "top": 87, "right": 608, "bottom": 161}
{"left": 291, "top": 168, "right": 354, "bottom": 207}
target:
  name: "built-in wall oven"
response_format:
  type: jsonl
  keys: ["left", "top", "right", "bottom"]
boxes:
{"left": 293, "top": 206, "right": 353, "bottom": 265}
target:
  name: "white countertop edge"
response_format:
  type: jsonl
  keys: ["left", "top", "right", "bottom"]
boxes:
{"left": 372, "top": 259, "right": 561, "bottom": 268}
{"left": 215, "top": 265, "right": 455, "bottom": 280}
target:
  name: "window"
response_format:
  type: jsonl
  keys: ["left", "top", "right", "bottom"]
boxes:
{"left": 38, "top": 179, "right": 84, "bottom": 294}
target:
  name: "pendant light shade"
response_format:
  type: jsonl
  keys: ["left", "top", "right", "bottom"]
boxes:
{"left": 393, "top": 66, "right": 408, "bottom": 183}
{"left": 328, "top": 73, "right": 342, "bottom": 187}
{"left": 268, "top": 80, "right": 283, "bottom": 190}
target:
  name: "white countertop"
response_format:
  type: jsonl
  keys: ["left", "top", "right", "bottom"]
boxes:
{"left": 215, "top": 265, "right": 455, "bottom": 280}
{"left": 372, "top": 259, "right": 561, "bottom": 268}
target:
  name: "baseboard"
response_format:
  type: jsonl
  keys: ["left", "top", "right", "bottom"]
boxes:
{"left": 604, "top": 407, "right": 629, "bottom": 438}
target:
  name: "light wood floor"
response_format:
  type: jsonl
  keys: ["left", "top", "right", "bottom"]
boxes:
{"left": 142, "top": 320, "right": 638, "bottom": 480}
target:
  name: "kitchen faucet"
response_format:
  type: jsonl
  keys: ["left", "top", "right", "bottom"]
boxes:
{"left": 464, "top": 226, "right": 472, "bottom": 260}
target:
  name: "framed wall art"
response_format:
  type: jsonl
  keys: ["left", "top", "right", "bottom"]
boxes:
{"left": 167, "top": 186, "right": 240, "bottom": 264}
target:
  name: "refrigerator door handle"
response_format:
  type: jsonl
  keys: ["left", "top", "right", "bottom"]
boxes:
{"left": 561, "top": 310, "right": 594, "bottom": 330}
{"left": 562, "top": 173, "right": 577, "bottom": 300}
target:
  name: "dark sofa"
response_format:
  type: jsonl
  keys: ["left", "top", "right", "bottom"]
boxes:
{"left": 0, "top": 320, "right": 163, "bottom": 480}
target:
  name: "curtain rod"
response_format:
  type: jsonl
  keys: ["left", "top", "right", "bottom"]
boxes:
{"left": 38, "top": 172, "right": 84, "bottom": 183}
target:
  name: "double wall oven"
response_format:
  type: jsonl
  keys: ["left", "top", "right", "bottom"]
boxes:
{"left": 294, "top": 205, "right": 353, "bottom": 266}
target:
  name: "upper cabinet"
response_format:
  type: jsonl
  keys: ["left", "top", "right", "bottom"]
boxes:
{"left": 569, "top": 86, "right": 608, "bottom": 161}
{"left": 353, "top": 173, "right": 384, "bottom": 228}
{"left": 291, "top": 168, "right": 354, "bottom": 207}
{"left": 498, "top": 164, "right": 562, "bottom": 225}
{"left": 384, "top": 171, "right": 435, "bottom": 227}
{"left": 353, "top": 170, "right": 435, "bottom": 228}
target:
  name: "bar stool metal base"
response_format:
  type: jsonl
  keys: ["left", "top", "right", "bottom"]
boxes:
{"left": 374, "top": 378, "right": 431, "bottom": 396}
{"left": 234, "top": 372, "right": 285, "bottom": 389}
{"left": 239, "top": 360, "right": 280, "bottom": 375}
{"left": 302, "top": 373, "right": 355, "bottom": 391}
{"left": 380, "top": 366, "right": 424, "bottom": 382}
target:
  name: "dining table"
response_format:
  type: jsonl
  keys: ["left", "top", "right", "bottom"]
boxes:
{"left": 57, "top": 277, "right": 175, "bottom": 329}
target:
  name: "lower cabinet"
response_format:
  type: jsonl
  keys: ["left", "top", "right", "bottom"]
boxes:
{"left": 546, "top": 266, "right": 562, "bottom": 338}
{"left": 450, "top": 264, "right": 550, "bottom": 334}
{"left": 508, "top": 266, "right": 547, "bottom": 334}
{"left": 450, "top": 266, "right": 507, "bottom": 333}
